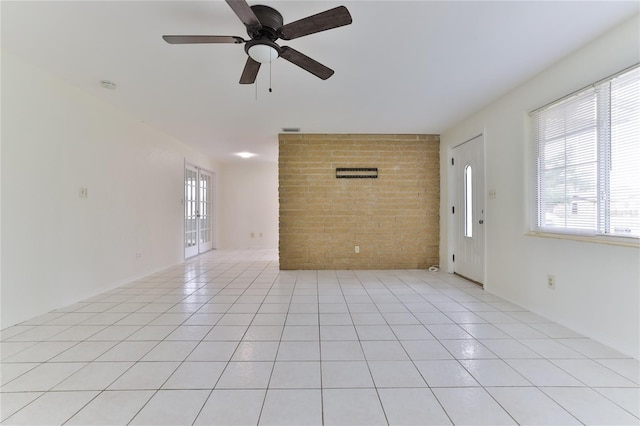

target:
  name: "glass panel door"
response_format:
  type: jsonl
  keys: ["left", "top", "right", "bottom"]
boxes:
{"left": 198, "top": 171, "right": 213, "bottom": 253}
{"left": 185, "top": 165, "right": 214, "bottom": 258}
{"left": 185, "top": 165, "right": 199, "bottom": 259}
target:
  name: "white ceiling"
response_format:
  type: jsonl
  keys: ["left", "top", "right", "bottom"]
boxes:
{"left": 2, "top": 1, "right": 638, "bottom": 163}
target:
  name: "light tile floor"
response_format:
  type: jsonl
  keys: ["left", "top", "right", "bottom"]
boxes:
{"left": 1, "top": 249, "right": 639, "bottom": 425}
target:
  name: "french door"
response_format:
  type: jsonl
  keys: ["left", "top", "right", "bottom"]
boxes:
{"left": 185, "top": 164, "right": 214, "bottom": 258}
{"left": 452, "top": 135, "right": 485, "bottom": 284}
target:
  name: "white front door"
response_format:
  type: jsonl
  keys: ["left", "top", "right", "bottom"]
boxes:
{"left": 185, "top": 165, "right": 214, "bottom": 259}
{"left": 452, "top": 135, "right": 485, "bottom": 283}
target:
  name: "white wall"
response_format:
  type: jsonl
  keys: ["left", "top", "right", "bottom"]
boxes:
{"left": 219, "top": 162, "right": 279, "bottom": 249}
{"left": 440, "top": 15, "right": 640, "bottom": 358}
{"left": 1, "top": 50, "right": 220, "bottom": 328}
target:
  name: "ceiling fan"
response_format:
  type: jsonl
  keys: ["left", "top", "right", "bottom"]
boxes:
{"left": 163, "top": 0, "right": 352, "bottom": 84}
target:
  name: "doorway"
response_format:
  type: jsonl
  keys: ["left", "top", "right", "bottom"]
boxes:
{"left": 185, "top": 164, "right": 214, "bottom": 259}
{"left": 451, "top": 135, "right": 485, "bottom": 284}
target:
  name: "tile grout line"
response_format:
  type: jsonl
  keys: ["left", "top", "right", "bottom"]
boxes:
{"left": 1, "top": 249, "right": 638, "bottom": 425}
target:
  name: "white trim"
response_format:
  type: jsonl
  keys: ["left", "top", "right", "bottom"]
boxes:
{"left": 451, "top": 133, "right": 483, "bottom": 149}
{"left": 183, "top": 158, "right": 187, "bottom": 262}
{"left": 526, "top": 231, "right": 640, "bottom": 248}
{"left": 210, "top": 171, "right": 218, "bottom": 251}
{"left": 447, "top": 144, "right": 455, "bottom": 274}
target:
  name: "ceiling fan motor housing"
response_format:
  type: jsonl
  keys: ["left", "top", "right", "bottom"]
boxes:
{"left": 248, "top": 5, "right": 283, "bottom": 41}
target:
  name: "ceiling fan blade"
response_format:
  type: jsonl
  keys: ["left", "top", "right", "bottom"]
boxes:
{"left": 225, "top": 0, "right": 261, "bottom": 29}
{"left": 279, "top": 46, "right": 334, "bottom": 80}
{"left": 240, "top": 57, "right": 261, "bottom": 84}
{"left": 163, "top": 35, "right": 244, "bottom": 44}
{"left": 280, "top": 6, "right": 352, "bottom": 40}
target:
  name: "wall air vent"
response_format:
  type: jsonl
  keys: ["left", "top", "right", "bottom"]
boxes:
{"left": 336, "top": 168, "right": 378, "bottom": 179}
{"left": 281, "top": 127, "right": 301, "bottom": 133}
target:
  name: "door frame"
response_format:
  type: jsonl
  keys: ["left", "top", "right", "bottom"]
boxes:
{"left": 447, "top": 133, "right": 486, "bottom": 284}
{"left": 184, "top": 161, "right": 216, "bottom": 260}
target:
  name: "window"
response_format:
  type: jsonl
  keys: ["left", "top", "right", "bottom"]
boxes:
{"left": 464, "top": 164, "right": 473, "bottom": 238}
{"left": 532, "top": 65, "right": 640, "bottom": 238}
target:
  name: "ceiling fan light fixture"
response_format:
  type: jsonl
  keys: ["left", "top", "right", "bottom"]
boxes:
{"left": 247, "top": 42, "right": 279, "bottom": 63}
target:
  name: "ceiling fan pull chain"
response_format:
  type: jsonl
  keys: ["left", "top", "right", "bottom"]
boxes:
{"left": 269, "top": 61, "right": 273, "bottom": 93}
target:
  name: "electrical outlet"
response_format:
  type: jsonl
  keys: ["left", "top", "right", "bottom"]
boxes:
{"left": 355, "top": 245, "right": 360, "bottom": 254}
{"left": 79, "top": 187, "right": 89, "bottom": 198}
{"left": 547, "top": 275, "right": 556, "bottom": 290}
{"left": 136, "top": 252, "right": 142, "bottom": 259}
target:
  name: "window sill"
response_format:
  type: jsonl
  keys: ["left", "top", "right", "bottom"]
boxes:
{"left": 526, "top": 231, "right": 640, "bottom": 248}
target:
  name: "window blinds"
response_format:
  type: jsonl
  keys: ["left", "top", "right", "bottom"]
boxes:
{"left": 609, "top": 69, "right": 640, "bottom": 236}
{"left": 533, "top": 66, "right": 640, "bottom": 238}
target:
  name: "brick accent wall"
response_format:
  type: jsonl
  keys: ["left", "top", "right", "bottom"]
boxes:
{"left": 279, "top": 134, "right": 440, "bottom": 270}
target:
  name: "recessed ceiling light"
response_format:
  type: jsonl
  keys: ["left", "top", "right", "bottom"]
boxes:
{"left": 236, "top": 152, "right": 256, "bottom": 159}
{"left": 100, "top": 80, "right": 117, "bottom": 90}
